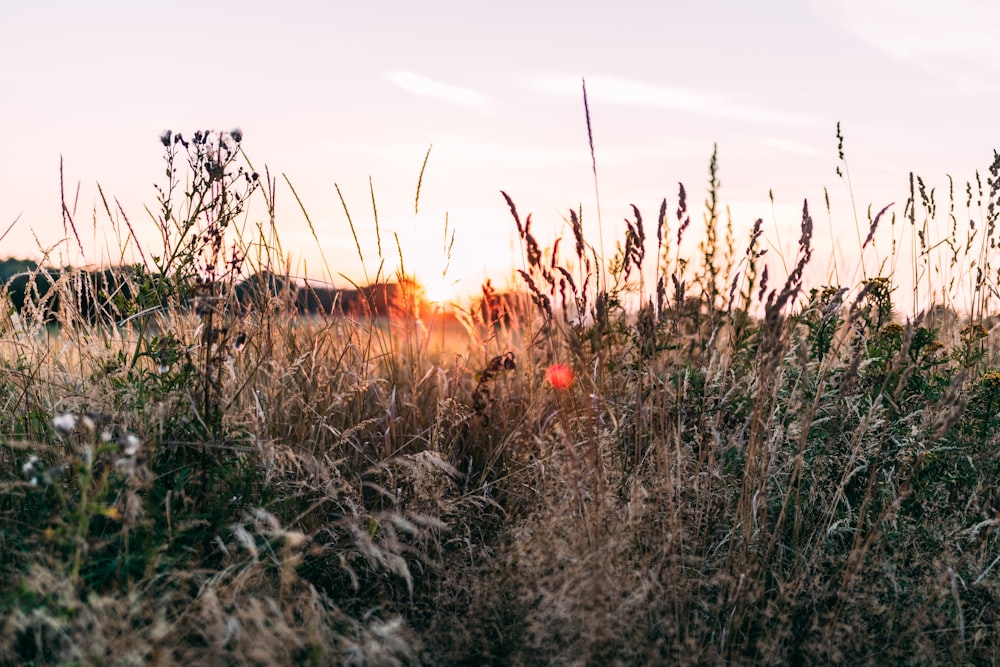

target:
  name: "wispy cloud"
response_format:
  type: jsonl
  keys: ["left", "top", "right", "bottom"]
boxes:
{"left": 755, "top": 136, "right": 821, "bottom": 157}
{"left": 811, "top": 0, "right": 1000, "bottom": 94}
{"left": 342, "top": 133, "right": 721, "bottom": 172}
{"left": 387, "top": 71, "right": 490, "bottom": 110}
{"left": 529, "top": 74, "right": 818, "bottom": 127}
{"left": 344, "top": 135, "right": 582, "bottom": 169}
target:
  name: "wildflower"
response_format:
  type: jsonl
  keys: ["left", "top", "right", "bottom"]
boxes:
{"left": 22, "top": 455, "right": 40, "bottom": 482}
{"left": 981, "top": 370, "right": 1000, "bottom": 391}
{"left": 545, "top": 364, "right": 575, "bottom": 390}
{"left": 962, "top": 324, "right": 988, "bottom": 341}
{"left": 22, "top": 455, "right": 39, "bottom": 474}
{"left": 120, "top": 434, "right": 141, "bottom": 457}
{"left": 880, "top": 322, "right": 905, "bottom": 338}
{"left": 922, "top": 340, "right": 945, "bottom": 357}
{"left": 23, "top": 455, "right": 53, "bottom": 486}
{"left": 52, "top": 413, "right": 77, "bottom": 435}
{"left": 101, "top": 506, "right": 123, "bottom": 521}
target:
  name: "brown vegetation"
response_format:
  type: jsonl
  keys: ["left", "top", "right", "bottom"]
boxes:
{"left": 1, "top": 129, "right": 1000, "bottom": 665}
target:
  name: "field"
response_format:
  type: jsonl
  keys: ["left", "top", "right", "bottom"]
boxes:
{"left": 2, "top": 129, "right": 1000, "bottom": 665}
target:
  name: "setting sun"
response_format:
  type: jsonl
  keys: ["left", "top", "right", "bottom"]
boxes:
{"left": 4, "top": 2, "right": 999, "bottom": 663}
{"left": 418, "top": 274, "right": 461, "bottom": 306}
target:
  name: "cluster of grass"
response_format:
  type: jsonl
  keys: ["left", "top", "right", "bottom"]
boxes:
{"left": 1, "top": 126, "right": 1000, "bottom": 665}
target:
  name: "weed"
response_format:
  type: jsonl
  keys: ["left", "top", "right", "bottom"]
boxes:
{"left": 2, "top": 120, "right": 1000, "bottom": 666}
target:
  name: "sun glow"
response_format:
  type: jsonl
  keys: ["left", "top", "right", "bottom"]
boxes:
{"left": 420, "top": 274, "right": 461, "bottom": 306}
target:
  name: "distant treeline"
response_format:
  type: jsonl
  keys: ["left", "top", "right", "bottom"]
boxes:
{"left": 0, "top": 258, "right": 429, "bottom": 323}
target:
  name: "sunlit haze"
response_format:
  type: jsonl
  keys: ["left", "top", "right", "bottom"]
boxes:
{"left": 3, "top": 1, "right": 1000, "bottom": 311}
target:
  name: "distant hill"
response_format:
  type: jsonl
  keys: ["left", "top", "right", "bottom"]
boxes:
{"left": 0, "top": 258, "right": 39, "bottom": 284}
{"left": 0, "top": 258, "right": 439, "bottom": 322}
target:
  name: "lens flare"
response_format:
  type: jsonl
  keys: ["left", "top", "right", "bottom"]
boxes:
{"left": 545, "top": 364, "right": 575, "bottom": 390}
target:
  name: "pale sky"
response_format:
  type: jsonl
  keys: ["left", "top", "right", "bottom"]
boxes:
{"left": 2, "top": 1, "right": 999, "bottom": 307}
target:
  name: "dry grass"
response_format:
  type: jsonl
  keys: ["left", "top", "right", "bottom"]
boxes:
{"left": 1, "top": 129, "right": 1000, "bottom": 666}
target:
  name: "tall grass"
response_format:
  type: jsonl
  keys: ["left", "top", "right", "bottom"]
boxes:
{"left": 1, "top": 127, "right": 999, "bottom": 665}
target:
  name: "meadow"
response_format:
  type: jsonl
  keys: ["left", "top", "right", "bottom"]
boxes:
{"left": 1, "top": 126, "right": 1000, "bottom": 665}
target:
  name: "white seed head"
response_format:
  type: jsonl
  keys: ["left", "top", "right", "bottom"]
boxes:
{"left": 121, "top": 434, "right": 141, "bottom": 457}
{"left": 22, "top": 455, "right": 39, "bottom": 475}
{"left": 52, "top": 413, "right": 77, "bottom": 435}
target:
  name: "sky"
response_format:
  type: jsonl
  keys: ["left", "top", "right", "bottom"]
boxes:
{"left": 2, "top": 0, "right": 999, "bottom": 308}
